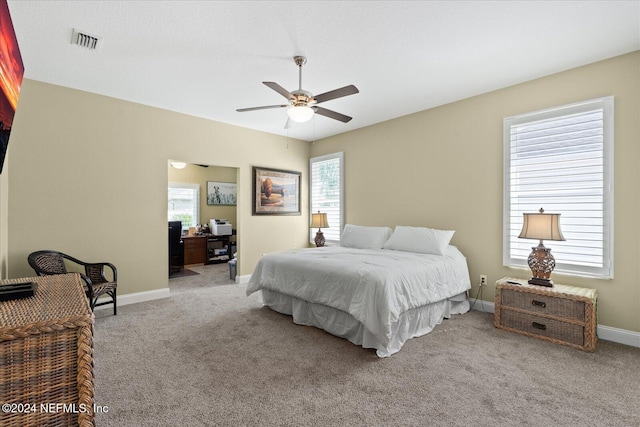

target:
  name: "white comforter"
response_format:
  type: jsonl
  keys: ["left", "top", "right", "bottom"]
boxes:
{"left": 246, "top": 245, "right": 471, "bottom": 348}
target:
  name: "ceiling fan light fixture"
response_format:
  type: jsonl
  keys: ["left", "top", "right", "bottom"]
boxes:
{"left": 287, "top": 105, "right": 314, "bottom": 123}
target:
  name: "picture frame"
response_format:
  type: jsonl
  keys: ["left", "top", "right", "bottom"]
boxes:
{"left": 0, "top": 0, "right": 24, "bottom": 174}
{"left": 252, "top": 166, "right": 301, "bottom": 215}
{"left": 207, "top": 181, "right": 237, "bottom": 206}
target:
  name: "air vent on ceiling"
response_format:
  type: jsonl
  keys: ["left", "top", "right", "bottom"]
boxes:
{"left": 71, "top": 29, "right": 102, "bottom": 51}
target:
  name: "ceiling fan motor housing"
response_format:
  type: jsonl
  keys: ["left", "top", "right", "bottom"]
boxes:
{"left": 291, "top": 90, "right": 314, "bottom": 107}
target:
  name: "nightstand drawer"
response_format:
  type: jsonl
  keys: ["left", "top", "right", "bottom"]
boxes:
{"left": 500, "top": 308, "right": 585, "bottom": 347}
{"left": 500, "top": 288, "right": 585, "bottom": 321}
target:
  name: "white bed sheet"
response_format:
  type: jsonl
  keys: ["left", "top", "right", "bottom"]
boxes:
{"left": 246, "top": 245, "right": 471, "bottom": 357}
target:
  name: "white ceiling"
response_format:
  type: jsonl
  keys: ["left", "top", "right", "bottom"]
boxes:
{"left": 7, "top": 1, "right": 640, "bottom": 142}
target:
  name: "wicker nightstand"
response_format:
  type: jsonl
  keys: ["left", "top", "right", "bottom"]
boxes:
{"left": 494, "top": 277, "right": 597, "bottom": 351}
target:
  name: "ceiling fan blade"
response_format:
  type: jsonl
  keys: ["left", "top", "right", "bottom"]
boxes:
{"left": 313, "top": 106, "right": 352, "bottom": 123}
{"left": 314, "top": 85, "right": 359, "bottom": 104}
{"left": 236, "top": 105, "right": 288, "bottom": 112}
{"left": 263, "top": 82, "right": 293, "bottom": 100}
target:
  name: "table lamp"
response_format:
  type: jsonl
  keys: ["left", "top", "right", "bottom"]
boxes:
{"left": 518, "top": 207, "right": 565, "bottom": 287}
{"left": 310, "top": 211, "right": 329, "bottom": 247}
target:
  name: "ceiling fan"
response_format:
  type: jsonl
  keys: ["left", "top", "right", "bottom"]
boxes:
{"left": 236, "top": 56, "right": 359, "bottom": 126}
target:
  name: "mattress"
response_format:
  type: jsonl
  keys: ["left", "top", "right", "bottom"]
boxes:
{"left": 246, "top": 245, "right": 471, "bottom": 357}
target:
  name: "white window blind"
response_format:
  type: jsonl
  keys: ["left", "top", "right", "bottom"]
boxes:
{"left": 310, "top": 152, "right": 344, "bottom": 244}
{"left": 503, "top": 97, "right": 614, "bottom": 279}
{"left": 168, "top": 182, "right": 200, "bottom": 229}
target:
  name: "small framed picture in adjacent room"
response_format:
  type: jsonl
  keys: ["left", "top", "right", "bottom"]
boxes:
{"left": 252, "top": 166, "right": 301, "bottom": 215}
{"left": 207, "top": 181, "right": 237, "bottom": 206}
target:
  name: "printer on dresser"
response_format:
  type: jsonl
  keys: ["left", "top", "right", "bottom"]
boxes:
{"left": 209, "top": 219, "right": 232, "bottom": 236}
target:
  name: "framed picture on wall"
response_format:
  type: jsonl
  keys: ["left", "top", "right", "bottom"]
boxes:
{"left": 252, "top": 166, "right": 301, "bottom": 215}
{"left": 207, "top": 181, "right": 237, "bottom": 206}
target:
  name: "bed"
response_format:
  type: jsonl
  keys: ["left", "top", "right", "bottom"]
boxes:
{"left": 246, "top": 225, "right": 472, "bottom": 357}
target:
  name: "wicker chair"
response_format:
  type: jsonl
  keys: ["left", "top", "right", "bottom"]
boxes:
{"left": 28, "top": 250, "right": 118, "bottom": 315}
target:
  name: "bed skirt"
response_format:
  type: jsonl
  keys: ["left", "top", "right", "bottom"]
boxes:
{"left": 257, "top": 290, "right": 470, "bottom": 357}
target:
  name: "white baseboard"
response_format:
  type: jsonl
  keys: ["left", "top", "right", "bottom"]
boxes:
{"left": 96, "top": 275, "right": 248, "bottom": 310}
{"left": 597, "top": 324, "right": 640, "bottom": 348}
{"left": 470, "top": 299, "right": 495, "bottom": 314}
{"left": 236, "top": 274, "right": 251, "bottom": 285}
{"left": 471, "top": 299, "right": 640, "bottom": 349}
{"left": 94, "top": 287, "right": 171, "bottom": 310}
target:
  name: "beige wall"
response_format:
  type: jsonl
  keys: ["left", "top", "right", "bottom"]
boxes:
{"left": 4, "top": 80, "right": 310, "bottom": 294}
{"left": 310, "top": 51, "right": 640, "bottom": 333}
{"left": 167, "top": 163, "right": 238, "bottom": 228}
{"left": 2, "top": 52, "right": 638, "bottom": 334}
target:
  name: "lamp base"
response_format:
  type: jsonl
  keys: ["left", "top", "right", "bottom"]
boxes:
{"left": 528, "top": 277, "right": 553, "bottom": 287}
{"left": 527, "top": 243, "right": 556, "bottom": 288}
{"left": 314, "top": 230, "right": 325, "bottom": 247}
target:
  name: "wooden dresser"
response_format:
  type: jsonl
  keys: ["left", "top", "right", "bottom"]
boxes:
{"left": 0, "top": 273, "right": 95, "bottom": 427}
{"left": 182, "top": 235, "right": 207, "bottom": 265}
{"left": 494, "top": 277, "right": 597, "bottom": 351}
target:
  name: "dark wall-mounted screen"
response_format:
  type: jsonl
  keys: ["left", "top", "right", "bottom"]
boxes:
{"left": 0, "top": 0, "right": 24, "bottom": 174}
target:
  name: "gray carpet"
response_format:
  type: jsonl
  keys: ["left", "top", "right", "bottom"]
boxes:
{"left": 169, "top": 268, "right": 199, "bottom": 278}
{"left": 93, "top": 264, "right": 640, "bottom": 426}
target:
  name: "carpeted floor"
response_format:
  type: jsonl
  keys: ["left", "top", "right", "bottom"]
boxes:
{"left": 93, "top": 265, "right": 640, "bottom": 426}
{"left": 169, "top": 268, "right": 200, "bottom": 279}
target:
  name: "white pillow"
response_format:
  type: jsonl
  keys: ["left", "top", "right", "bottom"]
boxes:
{"left": 340, "top": 224, "right": 393, "bottom": 250}
{"left": 382, "top": 226, "right": 455, "bottom": 255}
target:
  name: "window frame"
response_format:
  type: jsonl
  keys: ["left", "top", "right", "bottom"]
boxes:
{"left": 309, "top": 152, "right": 344, "bottom": 245}
{"left": 168, "top": 182, "right": 200, "bottom": 230}
{"left": 503, "top": 96, "right": 614, "bottom": 279}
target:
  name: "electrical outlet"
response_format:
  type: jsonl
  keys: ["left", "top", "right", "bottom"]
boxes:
{"left": 480, "top": 275, "right": 488, "bottom": 287}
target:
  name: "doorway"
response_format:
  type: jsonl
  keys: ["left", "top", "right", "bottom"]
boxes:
{"left": 168, "top": 161, "right": 239, "bottom": 282}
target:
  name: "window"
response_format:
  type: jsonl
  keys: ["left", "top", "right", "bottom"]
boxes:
{"left": 310, "top": 152, "right": 344, "bottom": 244}
{"left": 168, "top": 183, "right": 200, "bottom": 229}
{"left": 503, "top": 97, "right": 614, "bottom": 279}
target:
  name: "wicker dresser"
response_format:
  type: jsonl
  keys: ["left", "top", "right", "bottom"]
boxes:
{"left": 494, "top": 277, "right": 597, "bottom": 351}
{"left": 0, "top": 273, "right": 95, "bottom": 427}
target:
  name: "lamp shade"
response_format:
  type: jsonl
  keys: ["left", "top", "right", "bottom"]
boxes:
{"left": 310, "top": 212, "right": 329, "bottom": 229}
{"left": 287, "top": 105, "right": 314, "bottom": 123}
{"left": 518, "top": 208, "right": 565, "bottom": 241}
